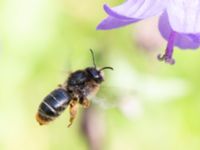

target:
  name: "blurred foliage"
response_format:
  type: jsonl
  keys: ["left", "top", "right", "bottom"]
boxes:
{"left": 1, "top": 0, "right": 200, "bottom": 150}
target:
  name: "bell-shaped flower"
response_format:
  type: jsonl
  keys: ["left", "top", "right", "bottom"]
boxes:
{"left": 97, "top": 0, "right": 200, "bottom": 64}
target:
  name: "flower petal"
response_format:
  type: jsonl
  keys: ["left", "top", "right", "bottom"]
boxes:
{"left": 159, "top": 12, "right": 200, "bottom": 49}
{"left": 96, "top": 16, "right": 139, "bottom": 30}
{"left": 103, "top": 0, "right": 167, "bottom": 19}
{"left": 167, "top": 0, "right": 200, "bottom": 33}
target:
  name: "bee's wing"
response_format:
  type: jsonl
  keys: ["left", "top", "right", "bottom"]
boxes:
{"left": 90, "top": 84, "right": 138, "bottom": 109}
{"left": 89, "top": 85, "right": 131, "bottom": 109}
{"left": 91, "top": 96, "right": 117, "bottom": 109}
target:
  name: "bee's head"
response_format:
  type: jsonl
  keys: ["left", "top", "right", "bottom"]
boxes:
{"left": 86, "top": 67, "right": 113, "bottom": 83}
{"left": 87, "top": 49, "right": 113, "bottom": 83}
{"left": 86, "top": 67, "right": 103, "bottom": 83}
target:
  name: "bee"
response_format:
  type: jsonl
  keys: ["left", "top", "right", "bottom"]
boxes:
{"left": 36, "top": 49, "right": 113, "bottom": 127}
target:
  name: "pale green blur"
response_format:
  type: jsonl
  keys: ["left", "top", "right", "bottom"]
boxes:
{"left": 0, "top": 1, "right": 200, "bottom": 150}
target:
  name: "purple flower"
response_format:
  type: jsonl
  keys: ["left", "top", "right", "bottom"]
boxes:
{"left": 97, "top": 0, "right": 200, "bottom": 65}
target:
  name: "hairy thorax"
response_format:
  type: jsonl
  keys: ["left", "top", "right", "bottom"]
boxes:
{"left": 67, "top": 79, "right": 99, "bottom": 101}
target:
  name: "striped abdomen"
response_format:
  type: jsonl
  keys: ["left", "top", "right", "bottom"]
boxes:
{"left": 36, "top": 88, "right": 71, "bottom": 125}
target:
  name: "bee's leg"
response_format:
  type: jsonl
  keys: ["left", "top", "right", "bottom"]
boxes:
{"left": 67, "top": 100, "right": 78, "bottom": 127}
{"left": 81, "top": 98, "right": 91, "bottom": 108}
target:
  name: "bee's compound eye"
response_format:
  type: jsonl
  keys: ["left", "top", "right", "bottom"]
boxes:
{"left": 94, "top": 73, "right": 100, "bottom": 79}
{"left": 86, "top": 68, "right": 103, "bottom": 83}
{"left": 88, "top": 68, "right": 99, "bottom": 78}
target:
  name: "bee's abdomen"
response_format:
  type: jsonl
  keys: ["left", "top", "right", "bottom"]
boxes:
{"left": 36, "top": 88, "right": 71, "bottom": 125}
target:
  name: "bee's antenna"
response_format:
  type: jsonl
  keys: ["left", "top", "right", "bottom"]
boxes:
{"left": 100, "top": 66, "right": 114, "bottom": 71}
{"left": 90, "top": 49, "right": 97, "bottom": 68}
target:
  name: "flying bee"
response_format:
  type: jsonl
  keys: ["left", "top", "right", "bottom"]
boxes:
{"left": 36, "top": 49, "right": 113, "bottom": 127}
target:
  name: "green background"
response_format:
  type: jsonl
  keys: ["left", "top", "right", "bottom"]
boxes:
{"left": 0, "top": 0, "right": 200, "bottom": 150}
